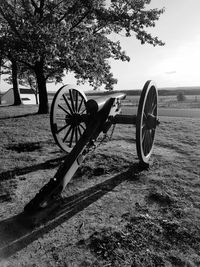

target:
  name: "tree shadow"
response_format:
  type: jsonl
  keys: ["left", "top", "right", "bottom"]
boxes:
{"left": 0, "top": 154, "right": 66, "bottom": 205}
{"left": 0, "top": 155, "right": 66, "bottom": 183}
{"left": 0, "top": 163, "right": 145, "bottom": 259}
{"left": 0, "top": 113, "right": 38, "bottom": 120}
{"left": 5, "top": 142, "right": 42, "bottom": 153}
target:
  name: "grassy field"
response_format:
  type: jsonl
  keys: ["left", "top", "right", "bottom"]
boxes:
{"left": 121, "top": 94, "right": 200, "bottom": 109}
{"left": 0, "top": 103, "right": 200, "bottom": 266}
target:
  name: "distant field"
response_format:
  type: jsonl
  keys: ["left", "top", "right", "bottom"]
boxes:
{"left": 122, "top": 94, "right": 200, "bottom": 109}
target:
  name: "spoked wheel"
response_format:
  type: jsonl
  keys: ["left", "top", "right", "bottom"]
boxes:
{"left": 136, "top": 80, "right": 159, "bottom": 164}
{"left": 50, "top": 85, "right": 88, "bottom": 152}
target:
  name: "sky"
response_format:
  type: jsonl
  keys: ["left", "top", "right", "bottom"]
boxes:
{"left": 1, "top": 0, "right": 200, "bottom": 92}
{"left": 109, "top": 0, "right": 200, "bottom": 90}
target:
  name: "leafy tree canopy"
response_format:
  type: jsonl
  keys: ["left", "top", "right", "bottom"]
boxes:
{"left": 0, "top": 0, "right": 165, "bottom": 90}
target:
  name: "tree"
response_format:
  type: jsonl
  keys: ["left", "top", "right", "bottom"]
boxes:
{"left": 177, "top": 91, "right": 186, "bottom": 102}
{"left": 0, "top": 56, "right": 2, "bottom": 105}
{"left": 0, "top": 0, "right": 165, "bottom": 113}
{"left": 11, "top": 58, "right": 22, "bottom": 105}
{"left": 0, "top": 10, "right": 22, "bottom": 106}
{"left": 18, "top": 67, "right": 39, "bottom": 104}
{"left": 0, "top": 58, "right": 23, "bottom": 105}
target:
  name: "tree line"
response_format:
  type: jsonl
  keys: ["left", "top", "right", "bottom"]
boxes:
{"left": 0, "top": 0, "right": 164, "bottom": 114}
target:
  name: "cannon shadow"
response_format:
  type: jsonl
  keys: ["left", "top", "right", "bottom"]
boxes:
{"left": 0, "top": 163, "right": 144, "bottom": 259}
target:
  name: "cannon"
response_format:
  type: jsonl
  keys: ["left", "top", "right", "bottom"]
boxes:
{"left": 24, "top": 80, "right": 159, "bottom": 213}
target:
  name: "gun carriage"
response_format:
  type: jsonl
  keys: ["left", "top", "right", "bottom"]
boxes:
{"left": 24, "top": 80, "right": 159, "bottom": 213}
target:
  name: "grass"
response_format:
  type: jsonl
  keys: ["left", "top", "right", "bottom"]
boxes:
{"left": 0, "top": 103, "right": 200, "bottom": 266}
{"left": 123, "top": 94, "right": 200, "bottom": 109}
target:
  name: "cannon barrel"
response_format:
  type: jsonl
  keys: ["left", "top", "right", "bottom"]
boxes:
{"left": 86, "top": 93, "right": 126, "bottom": 114}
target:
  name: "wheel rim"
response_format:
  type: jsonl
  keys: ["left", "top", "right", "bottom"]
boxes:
{"left": 50, "top": 85, "right": 88, "bottom": 152}
{"left": 136, "top": 80, "right": 158, "bottom": 164}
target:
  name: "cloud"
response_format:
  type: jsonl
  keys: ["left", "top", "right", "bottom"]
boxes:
{"left": 165, "top": 71, "right": 176, "bottom": 75}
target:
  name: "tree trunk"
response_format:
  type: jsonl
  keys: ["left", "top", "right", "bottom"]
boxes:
{"left": 35, "top": 86, "right": 38, "bottom": 105}
{"left": 35, "top": 91, "right": 38, "bottom": 105}
{"left": 0, "top": 58, "right": 1, "bottom": 105}
{"left": 11, "top": 59, "right": 22, "bottom": 106}
{"left": 35, "top": 60, "right": 49, "bottom": 114}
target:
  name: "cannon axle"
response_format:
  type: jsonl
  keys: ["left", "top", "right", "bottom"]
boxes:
{"left": 113, "top": 114, "right": 137, "bottom": 125}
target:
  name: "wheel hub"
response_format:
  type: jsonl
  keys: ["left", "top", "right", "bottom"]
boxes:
{"left": 146, "top": 113, "right": 157, "bottom": 129}
{"left": 66, "top": 113, "right": 82, "bottom": 127}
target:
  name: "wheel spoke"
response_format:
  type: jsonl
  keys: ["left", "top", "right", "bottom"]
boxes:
{"left": 69, "top": 90, "right": 76, "bottom": 113}
{"left": 147, "top": 131, "right": 152, "bottom": 153}
{"left": 144, "top": 134, "right": 148, "bottom": 156}
{"left": 75, "top": 91, "right": 79, "bottom": 112}
{"left": 145, "top": 139, "right": 149, "bottom": 155}
{"left": 152, "top": 102, "right": 157, "bottom": 114}
{"left": 56, "top": 117, "right": 71, "bottom": 124}
{"left": 56, "top": 117, "right": 68, "bottom": 121}
{"left": 151, "top": 129, "right": 155, "bottom": 141}
{"left": 144, "top": 99, "right": 150, "bottom": 116}
{"left": 56, "top": 123, "right": 69, "bottom": 134}
{"left": 148, "top": 130, "right": 153, "bottom": 148}
{"left": 79, "top": 123, "right": 86, "bottom": 131}
{"left": 63, "top": 125, "right": 72, "bottom": 142}
{"left": 143, "top": 130, "right": 151, "bottom": 156}
{"left": 80, "top": 108, "right": 86, "bottom": 115}
{"left": 149, "top": 88, "right": 154, "bottom": 106}
{"left": 63, "top": 94, "right": 74, "bottom": 114}
{"left": 58, "top": 104, "right": 70, "bottom": 115}
{"left": 142, "top": 132, "right": 147, "bottom": 155}
{"left": 142, "top": 115, "right": 147, "bottom": 128}
{"left": 147, "top": 92, "right": 152, "bottom": 112}
{"left": 142, "top": 130, "right": 146, "bottom": 143}
{"left": 78, "top": 125, "right": 82, "bottom": 136}
{"left": 75, "top": 126, "right": 78, "bottom": 143}
{"left": 69, "top": 127, "right": 75, "bottom": 147}
{"left": 147, "top": 88, "right": 154, "bottom": 113}
{"left": 78, "top": 98, "right": 84, "bottom": 112}
{"left": 143, "top": 112, "right": 147, "bottom": 119}
{"left": 151, "top": 94, "right": 156, "bottom": 108}
{"left": 144, "top": 97, "right": 150, "bottom": 114}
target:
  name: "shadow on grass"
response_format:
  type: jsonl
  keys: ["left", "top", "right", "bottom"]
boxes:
{"left": 0, "top": 112, "right": 38, "bottom": 120}
{"left": 6, "top": 142, "right": 42, "bottom": 153}
{"left": 0, "top": 155, "right": 66, "bottom": 182}
{"left": 0, "top": 163, "right": 144, "bottom": 259}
